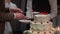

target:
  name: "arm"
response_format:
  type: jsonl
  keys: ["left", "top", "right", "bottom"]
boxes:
{"left": 26, "top": 0, "right": 33, "bottom": 18}
{"left": 9, "top": 2, "right": 23, "bottom": 13}
{"left": 49, "top": 0, "right": 57, "bottom": 19}
{"left": 0, "top": 13, "right": 27, "bottom": 22}
{"left": 0, "top": 13, "right": 14, "bottom": 22}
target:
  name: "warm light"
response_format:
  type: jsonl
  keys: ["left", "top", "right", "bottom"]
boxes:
{"left": 58, "top": 27, "right": 60, "bottom": 30}
{"left": 57, "top": 26, "right": 60, "bottom": 30}
{"left": 55, "top": 26, "right": 60, "bottom": 31}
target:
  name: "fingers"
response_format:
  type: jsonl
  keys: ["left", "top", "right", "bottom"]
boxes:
{"left": 14, "top": 13, "right": 27, "bottom": 20}
{"left": 10, "top": 8, "right": 23, "bottom": 13}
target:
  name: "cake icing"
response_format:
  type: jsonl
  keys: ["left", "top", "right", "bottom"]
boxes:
{"left": 34, "top": 14, "right": 50, "bottom": 23}
{"left": 30, "top": 21, "right": 53, "bottom": 31}
{"left": 24, "top": 14, "right": 55, "bottom": 34}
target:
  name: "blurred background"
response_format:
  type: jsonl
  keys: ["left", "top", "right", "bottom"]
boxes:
{"left": 0, "top": 0, "right": 59, "bottom": 34}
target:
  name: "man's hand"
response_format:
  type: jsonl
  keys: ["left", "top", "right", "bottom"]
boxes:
{"left": 14, "top": 13, "right": 27, "bottom": 20}
{"left": 10, "top": 8, "right": 23, "bottom": 13}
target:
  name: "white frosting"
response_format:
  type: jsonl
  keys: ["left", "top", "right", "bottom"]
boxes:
{"left": 28, "top": 30, "right": 55, "bottom": 34}
{"left": 30, "top": 22, "right": 53, "bottom": 31}
{"left": 34, "top": 14, "right": 50, "bottom": 23}
{"left": 25, "top": 14, "right": 54, "bottom": 34}
{"left": 34, "top": 14, "right": 50, "bottom": 17}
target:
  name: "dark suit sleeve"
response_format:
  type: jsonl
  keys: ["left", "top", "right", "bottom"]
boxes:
{"left": 0, "top": 13, "right": 14, "bottom": 22}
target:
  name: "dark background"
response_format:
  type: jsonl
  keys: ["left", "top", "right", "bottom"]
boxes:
{"left": 11, "top": 0, "right": 60, "bottom": 6}
{"left": 11, "top": 0, "right": 60, "bottom": 14}
{"left": 58, "top": 0, "right": 60, "bottom": 5}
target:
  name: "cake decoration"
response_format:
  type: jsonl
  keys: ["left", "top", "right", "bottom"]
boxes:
{"left": 49, "top": 31, "right": 51, "bottom": 34}
{"left": 24, "top": 14, "right": 55, "bottom": 34}
{"left": 41, "top": 20, "right": 43, "bottom": 24}
{"left": 44, "top": 32, "right": 46, "bottom": 34}
{"left": 37, "top": 32, "right": 40, "bottom": 34}
{"left": 34, "top": 20, "right": 36, "bottom": 23}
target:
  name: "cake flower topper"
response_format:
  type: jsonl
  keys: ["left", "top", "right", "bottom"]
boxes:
{"left": 40, "top": 11, "right": 48, "bottom": 15}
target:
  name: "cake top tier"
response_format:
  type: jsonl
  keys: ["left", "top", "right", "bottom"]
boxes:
{"left": 34, "top": 14, "right": 51, "bottom": 23}
{"left": 34, "top": 14, "right": 50, "bottom": 17}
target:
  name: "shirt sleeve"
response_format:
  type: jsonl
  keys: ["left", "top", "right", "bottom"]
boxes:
{"left": 9, "top": 3, "right": 18, "bottom": 19}
{"left": 9, "top": 2, "right": 17, "bottom": 9}
{"left": 4, "top": 22, "right": 12, "bottom": 34}
{"left": 26, "top": 0, "right": 33, "bottom": 18}
{"left": 49, "top": 0, "right": 57, "bottom": 19}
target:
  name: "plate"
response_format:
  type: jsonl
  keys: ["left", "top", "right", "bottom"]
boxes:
{"left": 19, "top": 20, "right": 31, "bottom": 23}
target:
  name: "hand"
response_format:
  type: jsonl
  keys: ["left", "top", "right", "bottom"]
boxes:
{"left": 10, "top": 8, "right": 23, "bottom": 13}
{"left": 26, "top": 17, "right": 32, "bottom": 20}
{"left": 14, "top": 13, "right": 27, "bottom": 20}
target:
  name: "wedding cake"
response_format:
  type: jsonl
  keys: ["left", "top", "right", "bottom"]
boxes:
{"left": 24, "top": 14, "right": 55, "bottom": 34}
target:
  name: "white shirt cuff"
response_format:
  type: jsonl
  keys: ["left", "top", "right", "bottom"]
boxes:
{"left": 14, "top": 13, "right": 16, "bottom": 19}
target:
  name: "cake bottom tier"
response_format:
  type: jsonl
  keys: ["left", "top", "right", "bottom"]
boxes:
{"left": 23, "top": 30, "right": 55, "bottom": 34}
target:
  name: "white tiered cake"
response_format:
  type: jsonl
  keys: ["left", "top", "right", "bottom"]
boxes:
{"left": 24, "top": 14, "right": 55, "bottom": 34}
